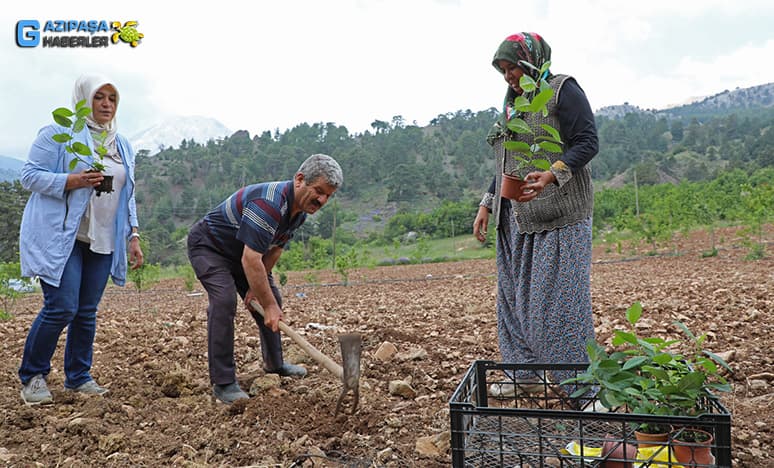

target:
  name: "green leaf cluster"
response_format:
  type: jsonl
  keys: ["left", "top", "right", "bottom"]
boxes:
{"left": 51, "top": 100, "right": 108, "bottom": 172}
{"left": 564, "top": 302, "right": 732, "bottom": 420}
{"left": 503, "top": 61, "right": 561, "bottom": 176}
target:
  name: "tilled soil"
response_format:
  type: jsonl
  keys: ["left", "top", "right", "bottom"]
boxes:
{"left": 0, "top": 227, "right": 772, "bottom": 467}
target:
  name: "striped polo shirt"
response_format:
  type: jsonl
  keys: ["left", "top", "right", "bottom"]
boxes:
{"left": 203, "top": 180, "right": 306, "bottom": 262}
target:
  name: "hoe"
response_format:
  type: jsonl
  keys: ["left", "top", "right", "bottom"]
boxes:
{"left": 250, "top": 300, "right": 361, "bottom": 415}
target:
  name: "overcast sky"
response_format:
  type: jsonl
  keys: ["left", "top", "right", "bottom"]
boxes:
{"left": 2, "top": 0, "right": 773, "bottom": 158}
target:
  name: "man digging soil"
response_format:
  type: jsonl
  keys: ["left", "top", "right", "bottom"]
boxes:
{"left": 187, "top": 154, "right": 343, "bottom": 404}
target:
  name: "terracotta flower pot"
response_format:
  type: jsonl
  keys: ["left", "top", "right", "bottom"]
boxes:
{"left": 501, "top": 173, "right": 529, "bottom": 200}
{"left": 672, "top": 428, "right": 715, "bottom": 466}
{"left": 601, "top": 438, "right": 637, "bottom": 468}
{"left": 634, "top": 425, "right": 671, "bottom": 448}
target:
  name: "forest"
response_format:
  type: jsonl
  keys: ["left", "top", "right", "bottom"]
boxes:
{"left": 0, "top": 86, "right": 772, "bottom": 268}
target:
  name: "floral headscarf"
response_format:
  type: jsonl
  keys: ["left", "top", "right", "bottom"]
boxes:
{"left": 487, "top": 33, "right": 553, "bottom": 144}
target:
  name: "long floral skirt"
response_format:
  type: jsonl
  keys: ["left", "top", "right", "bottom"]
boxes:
{"left": 496, "top": 207, "right": 595, "bottom": 394}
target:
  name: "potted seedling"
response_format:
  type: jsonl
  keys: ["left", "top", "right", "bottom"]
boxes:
{"left": 500, "top": 60, "right": 562, "bottom": 200}
{"left": 51, "top": 99, "right": 113, "bottom": 196}
{"left": 563, "top": 302, "right": 732, "bottom": 463}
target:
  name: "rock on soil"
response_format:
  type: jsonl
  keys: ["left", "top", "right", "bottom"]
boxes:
{"left": 0, "top": 226, "right": 771, "bottom": 466}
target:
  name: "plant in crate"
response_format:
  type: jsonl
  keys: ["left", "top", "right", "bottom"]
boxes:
{"left": 52, "top": 100, "right": 113, "bottom": 196}
{"left": 563, "top": 301, "right": 732, "bottom": 458}
{"left": 500, "top": 60, "right": 562, "bottom": 200}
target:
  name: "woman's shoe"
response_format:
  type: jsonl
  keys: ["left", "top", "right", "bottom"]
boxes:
{"left": 489, "top": 379, "right": 545, "bottom": 397}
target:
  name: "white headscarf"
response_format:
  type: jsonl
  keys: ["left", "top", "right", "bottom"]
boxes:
{"left": 71, "top": 74, "right": 120, "bottom": 157}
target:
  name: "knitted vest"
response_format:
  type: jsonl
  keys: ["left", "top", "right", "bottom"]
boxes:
{"left": 493, "top": 74, "right": 594, "bottom": 234}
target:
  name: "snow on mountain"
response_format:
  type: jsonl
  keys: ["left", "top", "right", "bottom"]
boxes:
{"left": 130, "top": 116, "right": 231, "bottom": 155}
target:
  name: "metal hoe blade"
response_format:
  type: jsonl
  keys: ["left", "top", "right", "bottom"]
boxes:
{"left": 335, "top": 333, "right": 362, "bottom": 415}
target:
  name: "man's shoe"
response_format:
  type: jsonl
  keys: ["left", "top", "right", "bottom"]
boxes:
{"left": 212, "top": 382, "right": 249, "bottom": 404}
{"left": 265, "top": 363, "right": 307, "bottom": 378}
{"left": 66, "top": 380, "right": 109, "bottom": 395}
{"left": 21, "top": 374, "right": 53, "bottom": 406}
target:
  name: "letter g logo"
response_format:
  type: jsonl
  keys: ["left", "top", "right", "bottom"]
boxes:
{"left": 16, "top": 20, "right": 40, "bottom": 47}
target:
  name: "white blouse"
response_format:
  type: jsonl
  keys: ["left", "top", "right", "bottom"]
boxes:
{"left": 76, "top": 156, "right": 127, "bottom": 254}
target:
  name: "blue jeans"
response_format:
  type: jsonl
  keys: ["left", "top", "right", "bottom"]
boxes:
{"left": 19, "top": 241, "right": 112, "bottom": 388}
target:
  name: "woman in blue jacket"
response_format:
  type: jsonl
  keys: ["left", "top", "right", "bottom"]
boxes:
{"left": 18, "top": 75, "right": 144, "bottom": 405}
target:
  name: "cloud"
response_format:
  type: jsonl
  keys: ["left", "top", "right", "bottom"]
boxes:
{"left": 1, "top": 0, "right": 773, "bottom": 157}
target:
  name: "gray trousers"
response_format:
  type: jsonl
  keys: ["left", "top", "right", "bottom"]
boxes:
{"left": 187, "top": 220, "right": 284, "bottom": 385}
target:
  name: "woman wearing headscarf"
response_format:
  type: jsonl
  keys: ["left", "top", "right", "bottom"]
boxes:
{"left": 473, "top": 33, "right": 599, "bottom": 403}
{"left": 18, "top": 75, "right": 143, "bottom": 405}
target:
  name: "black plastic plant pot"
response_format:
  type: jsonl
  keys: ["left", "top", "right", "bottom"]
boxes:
{"left": 96, "top": 175, "right": 114, "bottom": 196}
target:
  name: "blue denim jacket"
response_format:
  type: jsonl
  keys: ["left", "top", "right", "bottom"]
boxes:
{"left": 20, "top": 124, "right": 138, "bottom": 287}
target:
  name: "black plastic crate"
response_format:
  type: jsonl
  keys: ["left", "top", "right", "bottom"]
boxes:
{"left": 449, "top": 361, "right": 732, "bottom": 467}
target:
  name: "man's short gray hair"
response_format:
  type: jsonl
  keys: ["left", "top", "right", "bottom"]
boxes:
{"left": 297, "top": 154, "right": 343, "bottom": 188}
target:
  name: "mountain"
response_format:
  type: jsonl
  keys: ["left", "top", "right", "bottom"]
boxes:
{"left": 661, "top": 82, "right": 774, "bottom": 119}
{"left": 0, "top": 155, "right": 25, "bottom": 182}
{"left": 595, "top": 103, "right": 655, "bottom": 119}
{"left": 597, "top": 83, "right": 774, "bottom": 121}
{"left": 130, "top": 116, "right": 231, "bottom": 155}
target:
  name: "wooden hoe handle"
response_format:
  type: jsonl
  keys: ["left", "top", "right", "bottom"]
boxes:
{"left": 249, "top": 299, "right": 343, "bottom": 379}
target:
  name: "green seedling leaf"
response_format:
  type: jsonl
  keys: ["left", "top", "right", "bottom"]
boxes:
{"left": 518, "top": 60, "right": 541, "bottom": 74}
{"left": 622, "top": 356, "right": 649, "bottom": 370}
{"left": 626, "top": 302, "right": 643, "bottom": 325}
{"left": 52, "top": 133, "right": 72, "bottom": 143}
{"left": 642, "top": 366, "right": 669, "bottom": 381}
{"left": 53, "top": 114, "right": 72, "bottom": 128}
{"left": 653, "top": 353, "right": 673, "bottom": 365}
{"left": 529, "top": 88, "right": 554, "bottom": 113}
{"left": 610, "top": 351, "right": 629, "bottom": 361}
{"left": 71, "top": 142, "right": 92, "bottom": 156}
{"left": 703, "top": 350, "right": 733, "bottom": 372}
{"left": 92, "top": 161, "right": 106, "bottom": 171}
{"left": 65, "top": 146, "right": 74, "bottom": 154}
{"left": 697, "top": 356, "right": 718, "bottom": 374}
{"left": 540, "top": 124, "right": 562, "bottom": 142}
{"left": 708, "top": 381, "right": 732, "bottom": 393}
{"left": 506, "top": 118, "right": 533, "bottom": 134}
{"left": 613, "top": 330, "right": 638, "bottom": 346}
{"left": 539, "top": 61, "right": 552, "bottom": 75}
{"left": 538, "top": 141, "right": 563, "bottom": 153}
{"left": 52, "top": 107, "right": 74, "bottom": 118}
{"left": 73, "top": 119, "right": 86, "bottom": 133}
{"left": 513, "top": 95, "right": 531, "bottom": 111}
{"left": 569, "top": 387, "right": 590, "bottom": 398}
{"left": 76, "top": 107, "right": 91, "bottom": 118}
{"left": 531, "top": 158, "right": 551, "bottom": 171}
{"left": 535, "top": 135, "right": 561, "bottom": 144}
{"left": 624, "top": 387, "right": 642, "bottom": 396}
{"left": 503, "top": 140, "right": 532, "bottom": 155}
{"left": 599, "top": 359, "right": 622, "bottom": 371}
{"left": 75, "top": 99, "right": 89, "bottom": 111}
{"left": 673, "top": 320, "right": 696, "bottom": 341}
{"left": 519, "top": 74, "right": 537, "bottom": 92}
{"left": 696, "top": 333, "right": 707, "bottom": 347}
{"left": 678, "top": 372, "right": 705, "bottom": 391}
{"left": 599, "top": 391, "right": 624, "bottom": 408}
{"left": 68, "top": 159, "right": 78, "bottom": 171}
